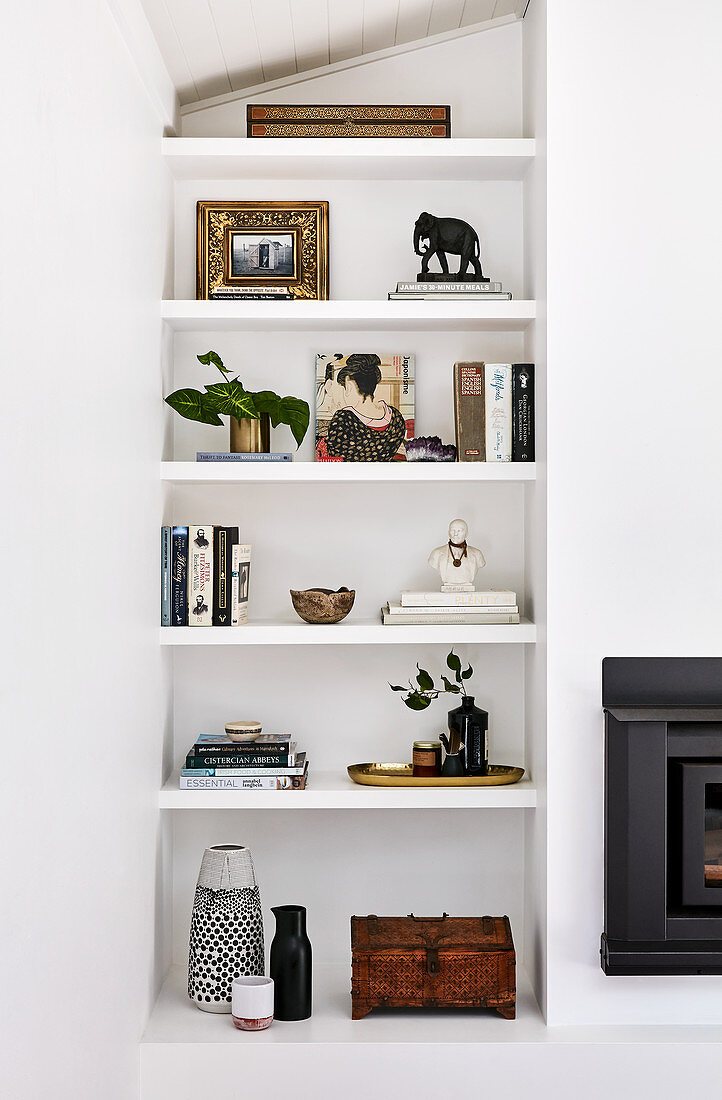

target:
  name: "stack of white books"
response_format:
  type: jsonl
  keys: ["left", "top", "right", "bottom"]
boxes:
{"left": 381, "top": 590, "right": 520, "bottom": 625}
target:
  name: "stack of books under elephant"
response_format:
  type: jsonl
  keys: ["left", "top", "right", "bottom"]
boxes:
{"left": 180, "top": 733, "right": 308, "bottom": 790}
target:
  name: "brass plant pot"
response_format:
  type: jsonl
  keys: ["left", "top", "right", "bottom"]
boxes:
{"left": 230, "top": 413, "right": 271, "bottom": 454}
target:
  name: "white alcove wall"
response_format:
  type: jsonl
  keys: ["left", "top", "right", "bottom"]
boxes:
{"left": 545, "top": 0, "right": 722, "bottom": 1026}
{"left": 171, "top": 809, "right": 526, "bottom": 970}
{"left": 173, "top": 179, "right": 524, "bottom": 301}
{"left": 180, "top": 24, "right": 523, "bottom": 139}
{"left": 168, "top": 329, "right": 527, "bottom": 460}
{"left": 170, "top": 643, "right": 528, "bottom": 774}
{"left": 2, "top": 2, "right": 174, "bottom": 1099}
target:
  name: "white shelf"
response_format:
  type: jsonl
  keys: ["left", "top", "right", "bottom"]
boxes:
{"left": 162, "top": 137, "right": 535, "bottom": 182}
{"left": 161, "top": 299, "right": 536, "bottom": 332}
{"left": 161, "top": 460, "right": 536, "bottom": 483}
{"left": 142, "top": 963, "right": 722, "bottom": 1050}
{"left": 160, "top": 620, "right": 536, "bottom": 646}
{"left": 159, "top": 770, "right": 536, "bottom": 810}
{"left": 142, "top": 963, "right": 541, "bottom": 1047}
{"left": 140, "top": 968, "right": 722, "bottom": 1097}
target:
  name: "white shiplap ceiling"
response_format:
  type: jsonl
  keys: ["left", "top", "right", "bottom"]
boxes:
{"left": 141, "top": 0, "right": 525, "bottom": 108}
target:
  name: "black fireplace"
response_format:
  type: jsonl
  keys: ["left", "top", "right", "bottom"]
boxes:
{"left": 602, "top": 657, "right": 722, "bottom": 975}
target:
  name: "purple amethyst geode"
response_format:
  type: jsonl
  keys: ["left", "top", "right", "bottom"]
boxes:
{"left": 405, "top": 436, "right": 457, "bottom": 462}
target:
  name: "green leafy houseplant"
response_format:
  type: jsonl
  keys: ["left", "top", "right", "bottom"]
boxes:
{"left": 390, "top": 649, "right": 473, "bottom": 710}
{"left": 165, "top": 350, "right": 310, "bottom": 448}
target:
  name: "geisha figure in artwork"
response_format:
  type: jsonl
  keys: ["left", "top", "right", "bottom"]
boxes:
{"left": 315, "top": 353, "right": 408, "bottom": 462}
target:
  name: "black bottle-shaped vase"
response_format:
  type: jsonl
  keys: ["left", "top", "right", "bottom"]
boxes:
{"left": 448, "top": 695, "right": 489, "bottom": 776}
{"left": 270, "top": 904, "right": 312, "bottom": 1020}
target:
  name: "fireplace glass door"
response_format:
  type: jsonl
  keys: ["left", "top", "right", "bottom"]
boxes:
{"left": 681, "top": 763, "right": 722, "bottom": 905}
{"left": 705, "top": 783, "right": 722, "bottom": 888}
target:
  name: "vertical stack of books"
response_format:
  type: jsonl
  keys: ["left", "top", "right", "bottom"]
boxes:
{"left": 180, "top": 734, "right": 308, "bottom": 790}
{"left": 381, "top": 590, "right": 520, "bottom": 626}
{"left": 161, "top": 524, "right": 251, "bottom": 626}
{"left": 453, "top": 362, "right": 534, "bottom": 463}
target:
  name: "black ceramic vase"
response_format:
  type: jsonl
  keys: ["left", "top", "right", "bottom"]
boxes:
{"left": 270, "top": 904, "right": 312, "bottom": 1020}
{"left": 448, "top": 695, "right": 489, "bottom": 776}
{"left": 441, "top": 751, "right": 466, "bottom": 777}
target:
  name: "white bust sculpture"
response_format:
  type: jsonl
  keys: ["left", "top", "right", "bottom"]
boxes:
{"left": 428, "top": 519, "right": 486, "bottom": 591}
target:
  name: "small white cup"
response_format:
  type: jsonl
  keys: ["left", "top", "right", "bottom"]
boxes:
{"left": 231, "top": 976, "right": 274, "bottom": 1031}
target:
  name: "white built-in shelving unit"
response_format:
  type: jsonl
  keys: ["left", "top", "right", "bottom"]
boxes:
{"left": 144, "top": 119, "right": 546, "bottom": 1088}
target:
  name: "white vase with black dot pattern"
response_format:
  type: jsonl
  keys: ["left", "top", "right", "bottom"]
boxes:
{"left": 188, "top": 844, "right": 264, "bottom": 1013}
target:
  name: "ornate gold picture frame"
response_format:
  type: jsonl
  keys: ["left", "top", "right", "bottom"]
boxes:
{"left": 196, "top": 200, "right": 329, "bottom": 300}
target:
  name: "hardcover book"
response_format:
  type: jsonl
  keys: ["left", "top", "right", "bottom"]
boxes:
{"left": 181, "top": 753, "right": 307, "bottom": 778}
{"left": 208, "top": 285, "right": 291, "bottom": 300}
{"left": 398, "top": 282, "right": 502, "bottom": 293}
{"left": 388, "top": 292, "right": 511, "bottom": 300}
{"left": 401, "top": 590, "right": 517, "bottom": 607}
{"left": 232, "top": 544, "right": 251, "bottom": 626}
{"left": 208, "top": 293, "right": 293, "bottom": 300}
{"left": 192, "top": 733, "right": 293, "bottom": 749}
{"left": 188, "top": 734, "right": 295, "bottom": 760}
{"left": 212, "top": 526, "right": 239, "bottom": 626}
{"left": 196, "top": 453, "right": 292, "bottom": 462}
{"left": 453, "top": 362, "right": 485, "bottom": 461}
{"left": 160, "top": 527, "right": 171, "bottom": 627}
{"left": 512, "top": 363, "right": 535, "bottom": 462}
{"left": 180, "top": 769, "right": 308, "bottom": 791}
{"left": 185, "top": 752, "right": 297, "bottom": 768}
{"left": 387, "top": 601, "right": 518, "bottom": 615}
{"left": 382, "top": 605, "right": 520, "bottom": 625}
{"left": 315, "top": 352, "right": 414, "bottom": 462}
{"left": 188, "top": 526, "right": 213, "bottom": 626}
{"left": 484, "top": 364, "right": 512, "bottom": 462}
{"left": 171, "top": 526, "right": 188, "bottom": 626}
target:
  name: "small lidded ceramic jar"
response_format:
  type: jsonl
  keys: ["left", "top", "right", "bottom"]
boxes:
{"left": 413, "top": 740, "right": 442, "bottom": 777}
{"left": 225, "top": 721, "right": 262, "bottom": 743}
{"left": 231, "top": 975, "right": 274, "bottom": 1031}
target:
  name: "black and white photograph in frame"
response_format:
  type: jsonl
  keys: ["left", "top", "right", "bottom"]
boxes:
{"left": 231, "top": 232, "right": 294, "bottom": 277}
{"left": 196, "top": 200, "right": 329, "bottom": 300}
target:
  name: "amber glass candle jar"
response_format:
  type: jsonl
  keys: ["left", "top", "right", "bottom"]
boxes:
{"left": 413, "top": 741, "right": 442, "bottom": 777}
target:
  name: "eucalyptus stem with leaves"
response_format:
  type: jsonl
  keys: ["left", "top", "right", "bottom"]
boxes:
{"left": 390, "top": 649, "right": 474, "bottom": 711}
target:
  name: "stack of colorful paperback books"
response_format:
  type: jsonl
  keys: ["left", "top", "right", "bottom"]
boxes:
{"left": 381, "top": 590, "right": 520, "bottom": 626}
{"left": 160, "top": 525, "right": 251, "bottom": 627}
{"left": 180, "top": 733, "right": 308, "bottom": 790}
{"left": 388, "top": 281, "right": 511, "bottom": 301}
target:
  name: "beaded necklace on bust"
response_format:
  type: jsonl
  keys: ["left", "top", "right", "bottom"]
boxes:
{"left": 448, "top": 539, "right": 468, "bottom": 568}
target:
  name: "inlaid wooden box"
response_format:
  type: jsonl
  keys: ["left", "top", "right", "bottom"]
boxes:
{"left": 247, "top": 104, "right": 451, "bottom": 138}
{"left": 350, "top": 913, "right": 515, "bottom": 1020}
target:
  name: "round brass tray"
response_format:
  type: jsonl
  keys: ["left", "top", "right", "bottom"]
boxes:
{"left": 347, "top": 763, "right": 525, "bottom": 787}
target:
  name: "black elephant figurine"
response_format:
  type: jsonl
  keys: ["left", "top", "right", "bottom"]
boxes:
{"left": 413, "top": 211, "right": 488, "bottom": 281}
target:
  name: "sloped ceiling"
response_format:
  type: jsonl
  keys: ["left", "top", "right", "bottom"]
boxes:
{"left": 140, "top": 0, "right": 524, "bottom": 107}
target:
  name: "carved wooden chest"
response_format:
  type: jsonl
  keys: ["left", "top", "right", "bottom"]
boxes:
{"left": 350, "top": 914, "right": 515, "bottom": 1020}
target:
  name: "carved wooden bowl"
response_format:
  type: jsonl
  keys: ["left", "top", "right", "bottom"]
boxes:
{"left": 290, "top": 587, "right": 355, "bottom": 624}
